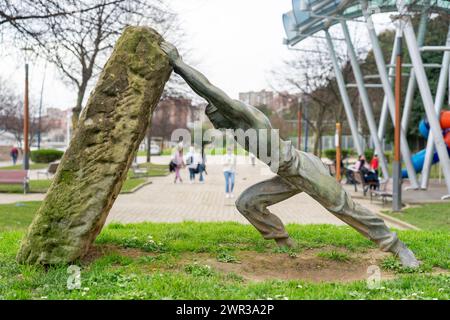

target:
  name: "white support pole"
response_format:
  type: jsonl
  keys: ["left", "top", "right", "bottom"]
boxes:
{"left": 325, "top": 29, "right": 364, "bottom": 156}
{"left": 377, "top": 29, "right": 401, "bottom": 141}
{"left": 360, "top": 0, "right": 419, "bottom": 188}
{"left": 420, "top": 25, "right": 450, "bottom": 190}
{"left": 397, "top": 2, "right": 450, "bottom": 198}
{"left": 401, "top": 3, "right": 430, "bottom": 134}
{"left": 341, "top": 20, "right": 389, "bottom": 179}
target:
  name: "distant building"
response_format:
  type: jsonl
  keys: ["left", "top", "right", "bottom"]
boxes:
{"left": 149, "top": 97, "right": 204, "bottom": 142}
{"left": 239, "top": 90, "right": 274, "bottom": 108}
{"left": 273, "top": 91, "right": 299, "bottom": 113}
{"left": 0, "top": 132, "right": 17, "bottom": 147}
{"left": 238, "top": 90, "right": 299, "bottom": 114}
{"left": 38, "top": 107, "right": 71, "bottom": 149}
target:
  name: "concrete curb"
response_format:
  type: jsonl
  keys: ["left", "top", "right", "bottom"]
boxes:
{"left": 376, "top": 211, "right": 421, "bottom": 231}
{"left": 121, "top": 179, "right": 152, "bottom": 194}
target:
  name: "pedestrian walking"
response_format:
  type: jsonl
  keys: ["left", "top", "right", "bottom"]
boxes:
{"left": 10, "top": 146, "right": 19, "bottom": 165}
{"left": 172, "top": 143, "right": 185, "bottom": 183}
{"left": 223, "top": 147, "right": 236, "bottom": 198}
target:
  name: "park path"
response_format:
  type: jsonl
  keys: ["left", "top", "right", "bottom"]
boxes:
{"left": 106, "top": 156, "right": 406, "bottom": 229}
{"left": 0, "top": 155, "right": 406, "bottom": 229}
{"left": 106, "top": 157, "right": 347, "bottom": 226}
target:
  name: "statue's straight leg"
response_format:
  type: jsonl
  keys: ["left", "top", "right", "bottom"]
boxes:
{"left": 310, "top": 180, "right": 418, "bottom": 265}
{"left": 235, "top": 176, "right": 300, "bottom": 240}
{"left": 277, "top": 150, "right": 419, "bottom": 266}
{"left": 277, "top": 150, "right": 398, "bottom": 250}
{"left": 324, "top": 192, "right": 399, "bottom": 251}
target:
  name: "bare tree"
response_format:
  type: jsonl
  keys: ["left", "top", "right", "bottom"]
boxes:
{"left": 0, "top": 1, "right": 134, "bottom": 38}
{"left": 0, "top": 78, "right": 50, "bottom": 146}
{"left": 2, "top": 1, "right": 186, "bottom": 129}
{"left": 39, "top": 1, "right": 182, "bottom": 128}
{"left": 270, "top": 36, "right": 368, "bottom": 155}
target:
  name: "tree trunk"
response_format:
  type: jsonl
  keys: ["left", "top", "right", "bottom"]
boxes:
{"left": 146, "top": 129, "right": 152, "bottom": 163}
{"left": 313, "top": 128, "right": 320, "bottom": 157}
{"left": 71, "top": 82, "right": 88, "bottom": 130}
{"left": 17, "top": 26, "right": 172, "bottom": 265}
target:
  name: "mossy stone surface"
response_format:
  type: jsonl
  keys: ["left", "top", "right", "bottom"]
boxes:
{"left": 16, "top": 26, "right": 172, "bottom": 265}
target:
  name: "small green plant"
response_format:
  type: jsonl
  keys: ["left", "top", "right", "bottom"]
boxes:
{"left": 216, "top": 252, "right": 240, "bottom": 263}
{"left": 30, "top": 149, "right": 64, "bottom": 163}
{"left": 184, "top": 263, "right": 214, "bottom": 277}
{"left": 317, "top": 250, "right": 350, "bottom": 262}
{"left": 272, "top": 246, "right": 299, "bottom": 258}
{"left": 381, "top": 256, "right": 431, "bottom": 274}
{"left": 121, "top": 235, "right": 165, "bottom": 252}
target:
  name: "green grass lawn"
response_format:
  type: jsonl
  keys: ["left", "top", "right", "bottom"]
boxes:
{"left": 137, "top": 150, "right": 172, "bottom": 156}
{"left": 0, "top": 180, "right": 51, "bottom": 193}
{"left": 0, "top": 202, "right": 448, "bottom": 300}
{"left": 384, "top": 203, "right": 450, "bottom": 231}
{"left": 135, "top": 162, "right": 169, "bottom": 177}
{"left": 0, "top": 162, "right": 167, "bottom": 194}
{"left": 383, "top": 162, "right": 443, "bottom": 180}
{"left": 0, "top": 201, "right": 41, "bottom": 232}
{"left": 0, "top": 178, "right": 146, "bottom": 194}
{"left": 1, "top": 163, "right": 48, "bottom": 170}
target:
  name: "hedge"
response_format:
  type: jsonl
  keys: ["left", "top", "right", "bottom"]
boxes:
{"left": 30, "top": 149, "right": 64, "bottom": 163}
{"left": 323, "top": 148, "right": 355, "bottom": 160}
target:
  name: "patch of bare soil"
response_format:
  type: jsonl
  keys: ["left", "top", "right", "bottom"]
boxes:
{"left": 193, "top": 248, "right": 396, "bottom": 283}
{"left": 81, "top": 245, "right": 448, "bottom": 283}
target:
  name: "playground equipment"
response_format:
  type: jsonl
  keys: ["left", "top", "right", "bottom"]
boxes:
{"left": 402, "top": 111, "right": 450, "bottom": 177}
{"left": 282, "top": 0, "right": 450, "bottom": 200}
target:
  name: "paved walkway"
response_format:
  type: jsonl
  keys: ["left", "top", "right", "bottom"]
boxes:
{"left": 0, "top": 155, "right": 409, "bottom": 229}
{"left": 106, "top": 156, "right": 407, "bottom": 229}
{"left": 107, "top": 159, "right": 348, "bottom": 226}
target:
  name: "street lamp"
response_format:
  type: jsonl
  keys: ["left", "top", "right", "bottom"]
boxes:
{"left": 37, "top": 62, "right": 47, "bottom": 150}
{"left": 392, "top": 23, "right": 403, "bottom": 212}
{"left": 303, "top": 96, "right": 310, "bottom": 152}
{"left": 21, "top": 47, "right": 33, "bottom": 171}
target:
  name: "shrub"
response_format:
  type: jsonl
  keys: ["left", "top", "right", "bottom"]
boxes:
{"left": 30, "top": 149, "right": 64, "bottom": 163}
{"left": 364, "top": 149, "right": 375, "bottom": 162}
{"left": 344, "top": 148, "right": 357, "bottom": 158}
{"left": 384, "top": 151, "right": 392, "bottom": 162}
{"left": 323, "top": 148, "right": 353, "bottom": 160}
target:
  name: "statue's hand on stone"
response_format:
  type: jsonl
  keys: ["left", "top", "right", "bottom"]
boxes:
{"left": 161, "top": 41, "right": 181, "bottom": 65}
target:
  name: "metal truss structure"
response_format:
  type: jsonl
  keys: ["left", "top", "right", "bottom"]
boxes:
{"left": 282, "top": 0, "right": 450, "bottom": 200}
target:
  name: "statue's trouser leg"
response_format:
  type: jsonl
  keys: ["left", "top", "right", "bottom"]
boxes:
{"left": 322, "top": 190, "right": 400, "bottom": 252}
{"left": 235, "top": 176, "right": 300, "bottom": 240}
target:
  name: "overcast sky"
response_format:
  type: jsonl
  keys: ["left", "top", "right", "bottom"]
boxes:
{"left": 0, "top": 0, "right": 394, "bottom": 112}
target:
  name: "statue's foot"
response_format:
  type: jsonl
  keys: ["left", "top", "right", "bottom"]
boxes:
{"left": 397, "top": 247, "right": 421, "bottom": 268}
{"left": 275, "top": 237, "right": 296, "bottom": 248}
{"left": 391, "top": 241, "right": 420, "bottom": 268}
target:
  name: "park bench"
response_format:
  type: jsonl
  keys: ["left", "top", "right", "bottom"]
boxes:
{"left": 0, "top": 170, "right": 29, "bottom": 193}
{"left": 130, "top": 163, "right": 148, "bottom": 178}
{"left": 37, "top": 162, "right": 59, "bottom": 179}
{"left": 353, "top": 171, "right": 379, "bottom": 196}
{"left": 370, "top": 178, "right": 393, "bottom": 204}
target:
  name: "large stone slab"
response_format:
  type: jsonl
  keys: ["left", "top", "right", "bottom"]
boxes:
{"left": 17, "top": 26, "right": 172, "bottom": 264}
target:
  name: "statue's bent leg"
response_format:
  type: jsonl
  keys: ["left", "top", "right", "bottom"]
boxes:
{"left": 235, "top": 176, "right": 300, "bottom": 246}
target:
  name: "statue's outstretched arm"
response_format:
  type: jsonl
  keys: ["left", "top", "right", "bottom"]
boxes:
{"left": 160, "top": 41, "right": 247, "bottom": 120}
{"left": 174, "top": 60, "right": 233, "bottom": 107}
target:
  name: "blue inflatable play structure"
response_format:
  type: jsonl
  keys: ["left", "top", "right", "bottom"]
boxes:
{"left": 401, "top": 114, "right": 450, "bottom": 178}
